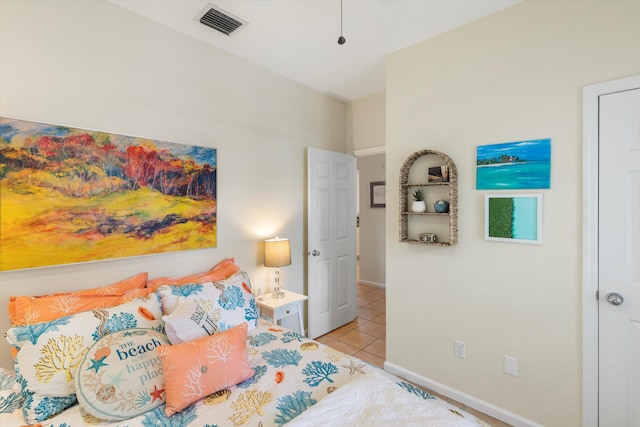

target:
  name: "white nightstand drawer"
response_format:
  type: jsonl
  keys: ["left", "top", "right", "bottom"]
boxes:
{"left": 256, "top": 290, "right": 308, "bottom": 336}
{"left": 270, "top": 302, "right": 299, "bottom": 320}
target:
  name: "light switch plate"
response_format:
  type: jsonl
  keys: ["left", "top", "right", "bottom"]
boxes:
{"left": 504, "top": 355, "right": 518, "bottom": 376}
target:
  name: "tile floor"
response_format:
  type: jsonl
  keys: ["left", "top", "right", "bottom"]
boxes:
{"left": 315, "top": 283, "right": 512, "bottom": 427}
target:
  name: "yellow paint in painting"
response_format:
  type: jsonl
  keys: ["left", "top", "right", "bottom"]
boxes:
{"left": 1, "top": 183, "right": 216, "bottom": 271}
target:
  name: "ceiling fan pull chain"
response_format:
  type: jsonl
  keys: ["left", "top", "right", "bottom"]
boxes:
{"left": 338, "top": 0, "right": 346, "bottom": 45}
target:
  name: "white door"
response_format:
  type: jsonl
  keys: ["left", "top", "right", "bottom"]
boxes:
{"left": 307, "top": 148, "right": 357, "bottom": 339}
{"left": 599, "top": 87, "right": 640, "bottom": 426}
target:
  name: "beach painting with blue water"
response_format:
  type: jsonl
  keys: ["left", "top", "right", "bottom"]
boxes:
{"left": 477, "top": 139, "right": 551, "bottom": 189}
{"left": 485, "top": 194, "right": 542, "bottom": 244}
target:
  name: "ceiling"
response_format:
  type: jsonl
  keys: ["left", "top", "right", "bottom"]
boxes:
{"left": 108, "top": 0, "right": 521, "bottom": 101}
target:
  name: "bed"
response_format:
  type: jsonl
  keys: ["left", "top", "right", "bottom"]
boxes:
{"left": 1, "top": 261, "right": 488, "bottom": 427}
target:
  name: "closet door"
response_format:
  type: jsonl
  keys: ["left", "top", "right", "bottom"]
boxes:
{"left": 598, "top": 87, "right": 640, "bottom": 427}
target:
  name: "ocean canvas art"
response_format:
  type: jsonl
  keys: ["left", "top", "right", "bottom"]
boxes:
{"left": 485, "top": 194, "right": 542, "bottom": 244}
{"left": 476, "top": 138, "right": 551, "bottom": 189}
{"left": 0, "top": 117, "right": 217, "bottom": 271}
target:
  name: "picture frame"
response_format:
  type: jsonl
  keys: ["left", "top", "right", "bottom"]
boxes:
{"left": 370, "top": 181, "right": 386, "bottom": 208}
{"left": 428, "top": 165, "right": 449, "bottom": 183}
{"left": 485, "top": 194, "right": 542, "bottom": 244}
{"left": 0, "top": 117, "right": 217, "bottom": 271}
{"left": 476, "top": 138, "right": 551, "bottom": 189}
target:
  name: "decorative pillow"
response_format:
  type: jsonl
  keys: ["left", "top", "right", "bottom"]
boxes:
{"left": 163, "top": 297, "right": 219, "bottom": 344}
{"left": 5, "top": 294, "right": 164, "bottom": 424}
{"left": 146, "top": 258, "right": 239, "bottom": 291}
{"left": 157, "top": 270, "right": 258, "bottom": 331}
{"left": 74, "top": 328, "right": 171, "bottom": 421}
{"left": 118, "top": 286, "right": 157, "bottom": 302}
{"left": 0, "top": 367, "right": 23, "bottom": 415}
{"left": 156, "top": 323, "right": 254, "bottom": 416}
{"left": 8, "top": 272, "right": 148, "bottom": 325}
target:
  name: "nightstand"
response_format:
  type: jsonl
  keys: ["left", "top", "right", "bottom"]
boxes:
{"left": 256, "top": 290, "right": 308, "bottom": 336}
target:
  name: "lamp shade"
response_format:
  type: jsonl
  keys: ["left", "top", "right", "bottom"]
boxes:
{"left": 264, "top": 238, "right": 291, "bottom": 268}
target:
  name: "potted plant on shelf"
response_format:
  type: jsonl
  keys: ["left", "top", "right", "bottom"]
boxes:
{"left": 411, "top": 189, "right": 427, "bottom": 212}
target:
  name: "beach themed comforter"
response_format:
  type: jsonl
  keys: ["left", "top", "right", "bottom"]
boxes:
{"left": 0, "top": 324, "right": 487, "bottom": 426}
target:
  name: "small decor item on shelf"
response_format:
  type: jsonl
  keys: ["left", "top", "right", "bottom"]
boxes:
{"left": 428, "top": 166, "right": 449, "bottom": 183}
{"left": 434, "top": 200, "right": 450, "bottom": 213}
{"left": 412, "top": 189, "right": 427, "bottom": 213}
{"left": 419, "top": 233, "right": 437, "bottom": 243}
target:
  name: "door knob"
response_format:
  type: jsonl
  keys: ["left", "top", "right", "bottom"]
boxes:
{"left": 606, "top": 292, "right": 624, "bottom": 306}
{"left": 309, "top": 250, "right": 320, "bottom": 256}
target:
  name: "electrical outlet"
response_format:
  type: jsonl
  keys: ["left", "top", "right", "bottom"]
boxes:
{"left": 454, "top": 340, "right": 465, "bottom": 359}
{"left": 504, "top": 355, "right": 518, "bottom": 376}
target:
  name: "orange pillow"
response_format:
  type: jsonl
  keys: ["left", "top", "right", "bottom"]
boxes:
{"left": 8, "top": 272, "right": 148, "bottom": 325}
{"left": 146, "top": 258, "right": 240, "bottom": 291}
{"left": 156, "top": 323, "right": 254, "bottom": 416}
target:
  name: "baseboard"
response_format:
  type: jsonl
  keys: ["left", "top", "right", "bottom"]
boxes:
{"left": 358, "top": 280, "right": 385, "bottom": 288}
{"left": 383, "top": 361, "right": 543, "bottom": 427}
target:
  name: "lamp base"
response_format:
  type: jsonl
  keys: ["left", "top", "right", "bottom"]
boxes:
{"left": 271, "top": 290, "right": 285, "bottom": 299}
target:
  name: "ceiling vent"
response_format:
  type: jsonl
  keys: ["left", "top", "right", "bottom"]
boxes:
{"left": 195, "top": 4, "right": 247, "bottom": 36}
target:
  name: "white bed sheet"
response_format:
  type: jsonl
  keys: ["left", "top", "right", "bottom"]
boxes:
{"left": 285, "top": 369, "right": 486, "bottom": 427}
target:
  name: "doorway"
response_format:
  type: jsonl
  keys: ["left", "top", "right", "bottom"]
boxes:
{"left": 355, "top": 153, "right": 386, "bottom": 289}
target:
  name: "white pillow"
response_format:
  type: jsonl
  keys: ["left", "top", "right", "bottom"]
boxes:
{"left": 74, "top": 328, "right": 171, "bottom": 421}
{"left": 158, "top": 271, "right": 258, "bottom": 332}
{"left": 162, "top": 297, "right": 219, "bottom": 344}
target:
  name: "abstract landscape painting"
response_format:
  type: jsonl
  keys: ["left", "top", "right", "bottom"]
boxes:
{"left": 0, "top": 117, "right": 217, "bottom": 271}
{"left": 476, "top": 138, "right": 551, "bottom": 189}
{"left": 485, "top": 194, "right": 542, "bottom": 244}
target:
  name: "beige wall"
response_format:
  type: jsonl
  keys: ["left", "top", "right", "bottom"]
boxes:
{"left": 0, "top": 0, "right": 345, "bottom": 368}
{"left": 349, "top": 93, "right": 387, "bottom": 286}
{"left": 346, "top": 92, "right": 386, "bottom": 153}
{"left": 357, "top": 154, "right": 386, "bottom": 286}
{"left": 385, "top": 1, "right": 640, "bottom": 426}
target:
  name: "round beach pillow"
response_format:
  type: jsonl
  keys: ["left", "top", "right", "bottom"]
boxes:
{"left": 74, "top": 328, "right": 170, "bottom": 421}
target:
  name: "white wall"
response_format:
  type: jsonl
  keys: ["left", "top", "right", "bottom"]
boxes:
{"left": 385, "top": 1, "right": 640, "bottom": 426}
{"left": 0, "top": 0, "right": 345, "bottom": 369}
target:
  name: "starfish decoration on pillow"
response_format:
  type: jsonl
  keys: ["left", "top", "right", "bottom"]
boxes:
{"left": 107, "top": 370, "right": 125, "bottom": 387}
{"left": 86, "top": 356, "right": 108, "bottom": 373}
{"left": 150, "top": 384, "right": 165, "bottom": 402}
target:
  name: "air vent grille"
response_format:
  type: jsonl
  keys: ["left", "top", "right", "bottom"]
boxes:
{"left": 199, "top": 6, "right": 244, "bottom": 36}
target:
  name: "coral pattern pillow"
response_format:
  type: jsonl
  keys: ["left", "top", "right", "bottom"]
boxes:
{"left": 5, "top": 294, "right": 164, "bottom": 424}
{"left": 163, "top": 297, "right": 219, "bottom": 344}
{"left": 158, "top": 270, "right": 258, "bottom": 331}
{"left": 146, "top": 258, "right": 239, "bottom": 291}
{"left": 156, "top": 323, "right": 254, "bottom": 417}
{"left": 8, "top": 272, "right": 148, "bottom": 325}
{"left": 74, "top": 328, "right": 171, "bottom": 421}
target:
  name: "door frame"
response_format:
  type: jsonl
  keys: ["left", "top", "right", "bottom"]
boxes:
{"left": 582, "top": 75, "right": 640, "bottom": 427}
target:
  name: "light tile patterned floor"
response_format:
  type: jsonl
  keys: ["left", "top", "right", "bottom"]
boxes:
{"left": 316, "top": 283, "right": 512, "bottom": 427}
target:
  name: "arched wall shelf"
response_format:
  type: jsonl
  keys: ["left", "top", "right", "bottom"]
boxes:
{"left": 399, "top": 149, "right": 458, "bottom": 246}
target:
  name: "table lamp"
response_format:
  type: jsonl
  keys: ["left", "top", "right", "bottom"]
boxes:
{"left": 264, "top": 237, "right": 291, "bottom": 299}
